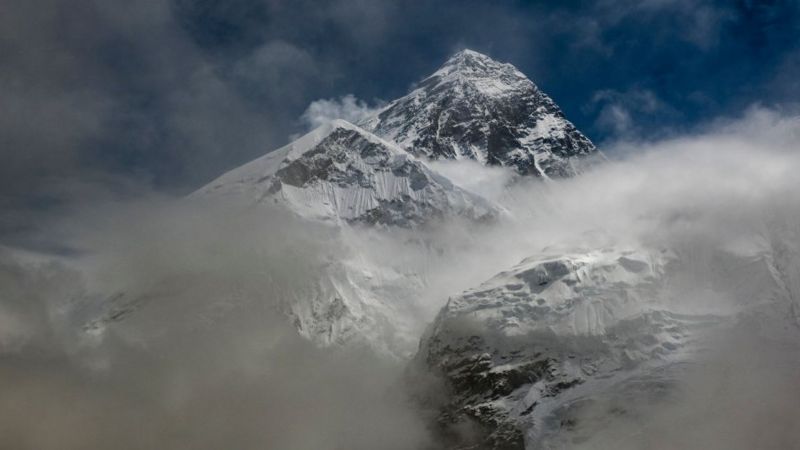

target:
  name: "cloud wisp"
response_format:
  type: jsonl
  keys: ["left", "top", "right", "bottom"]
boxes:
{"left": 300, "top": 94, "right": 384, "bottom": 131}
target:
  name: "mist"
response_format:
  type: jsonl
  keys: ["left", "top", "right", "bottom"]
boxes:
{"left": 0, "top": 202, "right": 435, "bottom": 450}
{"left": 0, "top": 107, "right": 799, "bottom": 449}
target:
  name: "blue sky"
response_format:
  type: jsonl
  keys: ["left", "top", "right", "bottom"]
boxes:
{"left": 174, "top": 0, "right": 799, "bottom": 142}
{"left": 1, "top": 0, "right": 798, "bottom": 238}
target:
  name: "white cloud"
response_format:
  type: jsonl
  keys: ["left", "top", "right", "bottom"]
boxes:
{"left": 300, "top": 94, "right": 383, "bottom": 130}
{"left": 427, "top": 159, "right": 516, "bottom": 202}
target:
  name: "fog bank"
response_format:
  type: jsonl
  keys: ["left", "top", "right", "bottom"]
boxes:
{"left": 1, "top": 107, "right": 799, "bottom": 449}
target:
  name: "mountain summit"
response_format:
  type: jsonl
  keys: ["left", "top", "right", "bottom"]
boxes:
{"left": 431, "top": 49, "right": 535, "bottom": 89}
{"left": 360, "top": 49, "right": 597, "bottom": 177}
{"left": 193, "top": 119, "right": 497, "bottom": 227}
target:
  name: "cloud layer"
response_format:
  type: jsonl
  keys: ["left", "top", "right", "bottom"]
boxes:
{"left": 0, "top": 107, "right": 799, "bottom": 448}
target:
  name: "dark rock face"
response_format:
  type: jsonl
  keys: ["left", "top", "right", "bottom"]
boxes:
{"left": 418, "top": 321, "right": 581, "bottom": 450}
{"left": 354, "top": 196, "right": 443, "bottom": 227}
{"left": 361, "top": 50, "right": 598, "bottom": 177}
{"left": 275, "top": 128, "right": 385, "bottom": 189}
{"left": 418, "top": 310, "right": 713, "bottom": 450}
{"left": 413, "top": 250, "right": 726, "bottom": 450}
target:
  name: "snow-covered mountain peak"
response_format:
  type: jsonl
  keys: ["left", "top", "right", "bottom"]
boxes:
{"left": 284, "top": 119, "right": 408, "bottom": 160}
{"left": 360, "top": 50, "right": 598, "bottom": 177}
{"left": 446, "top": 48, "right": 490, "bottom": 61}
{"left": 428, "top": 49, "right": 530, "bottom": 96}
{"left": 193, "top": 120, "right": 498, "bottom": 227}
{"left": 438, "top": 49, "right": 516, "bottom": 74}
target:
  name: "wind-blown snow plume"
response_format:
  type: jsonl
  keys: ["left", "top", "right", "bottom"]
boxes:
{"left": 301, "top": 94, "right": 382, "bottom": 130}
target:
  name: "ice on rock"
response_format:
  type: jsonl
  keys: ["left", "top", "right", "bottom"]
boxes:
{"left": 360, "top": 49, "right": 599, "bottom": 177}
